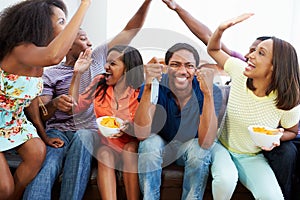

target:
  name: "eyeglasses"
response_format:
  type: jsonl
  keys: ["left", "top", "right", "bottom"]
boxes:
{"left": 168, "top": 62, "right": 196, "bottom": 70}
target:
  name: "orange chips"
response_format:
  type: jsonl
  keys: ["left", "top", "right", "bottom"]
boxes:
{"left": 100, "top": 117, "right": 120, "bottom": 128}
{"left": 252, "top": 127, "right": 278, "bottom": 135}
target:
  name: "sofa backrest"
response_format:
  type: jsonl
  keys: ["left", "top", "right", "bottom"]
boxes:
{"left": 213, "top": 84, "right": 230, "bottom": 128}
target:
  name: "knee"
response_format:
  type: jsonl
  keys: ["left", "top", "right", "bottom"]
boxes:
{"left": 185, "top": 141, "right": 211, "bottom": 163}
{"left": 212, "top": 168, "right": 238, "bottom": 189}
{"left": 96, "top": 147, "right": 115, "bottom": 166}
{"left": 211, "top": 159, "right": 238, "bottom": 188}
{"left": 139, "top": 135, "right": 164, "bottom": 153}
{"left": 33, "top": 138, "right": 46, "bottom": 163}
{"left": 123, "top": 142, "right": 138, "bottom": 153}
{"left": 24, "top": 138, "right": 46, "bottom": 166}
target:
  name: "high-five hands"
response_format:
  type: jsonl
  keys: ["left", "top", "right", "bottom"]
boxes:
{"left": 162, "top": 0, "right": 178, "bottom": 10}
{"left": 218, "top": 13, "right": 254, "bottom": 32}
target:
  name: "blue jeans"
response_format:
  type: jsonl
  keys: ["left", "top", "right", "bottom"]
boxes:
{"left": 23, "top": 129, "right": 98, "bottom": 200}
{"left": 138, "top": 134, "right": 211, "bottom": 200}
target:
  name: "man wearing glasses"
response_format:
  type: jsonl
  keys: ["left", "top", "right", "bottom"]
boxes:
{"left": 134, "top": 43, "right": 221, "bottom": 200}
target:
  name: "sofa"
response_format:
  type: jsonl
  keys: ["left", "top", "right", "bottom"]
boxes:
{"left": 6, "top": 85, "right": 300, "bottom": 200}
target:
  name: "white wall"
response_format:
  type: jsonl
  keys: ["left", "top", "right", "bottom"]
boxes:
{"left": 0, "top": 0, "right": 107, "bottom": 47}
{"left": 291, "top": 0, "right": 300, "bottom": 56}
{"left": 107, "top": 0, "right": 300, "bottom": 62}
{"left": 1, "top": 0, "right": 299, "bottom": 63}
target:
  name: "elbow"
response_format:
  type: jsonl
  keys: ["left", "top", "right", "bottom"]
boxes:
{"left": 137, "top": 136, "right": 147, "bottom": 141}
{"left": 46, "top": 53, "right": 65, "bottom": 66}
{"left": 207, "top": 44, "right": 221, "bottom": 56}
{"left": 207, "top": 49, "right": 213, "bottom": 58}
{"left": 134, "top": 124, "right": 151, "bottom": 141}
{"left": 134, "top": 129, "right": 151, "bottom": 141}
{"left": 51, "top": 56, "right": 65, "bottom": 65}
{"left": 198, "top": 125, "right": 218, "bottom": 149}
{"left": 207, "top": 48, "right": 215, "bottom": 57}
{"left": 135, "top": 130, "right": 150, "bottom": 141}
{"left": 198, "top": 139, "right": 214, "bottom": 150}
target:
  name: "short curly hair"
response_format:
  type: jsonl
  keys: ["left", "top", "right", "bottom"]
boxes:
{"left": 0, "top": 0, "right": 67, "bottom": 61}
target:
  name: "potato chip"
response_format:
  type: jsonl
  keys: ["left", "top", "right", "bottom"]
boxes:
{"left": 100, "top": 117, "right": 120, "bottom": 128}
{"left": 252, "top": 127, "right": 278, "bottom": 135}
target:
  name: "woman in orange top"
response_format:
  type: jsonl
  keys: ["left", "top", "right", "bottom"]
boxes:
{"left": 69, "top": 45, "right": 144, "bottom": 200}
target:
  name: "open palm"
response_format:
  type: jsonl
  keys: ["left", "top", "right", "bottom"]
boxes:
{"left": 219, "top": 13, "right": 254, "bottom": 32}
{"left": 74, "top": 48, "right": 92, "bottom": 74}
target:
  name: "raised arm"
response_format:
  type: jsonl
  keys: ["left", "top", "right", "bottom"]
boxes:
{"left": 162, "top": 0, "right": 232, "bottom": 55}
{"left": 207, "top": 13, "right": 254, "bottom": 68}
{"left": 69, "top": 49, "right": 92, "bottom": 104}
{"left": 108, "top": 0, "right": 152, "bottom": 49}
{"left": 134, "top": 85, "right": 156, "bottom": 140}
{"left": 195, "top": 68, "right": 218, "bottom": 149}
{"left": 14, "top": 0, "right": 91, "bottom": 67}
{"left": 134, "top": 58, "right": 162, "bottom": 140}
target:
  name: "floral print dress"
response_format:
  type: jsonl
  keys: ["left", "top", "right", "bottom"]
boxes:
{"left": 0, "top": 68, "right": 43, "bottom": 152}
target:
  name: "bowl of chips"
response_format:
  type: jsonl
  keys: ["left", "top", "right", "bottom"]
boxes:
{"left": 248, "top": 125, "right": 283, "bottom": 148}
{"left": 96, "top": 116, "right": 124, "bottom": 137}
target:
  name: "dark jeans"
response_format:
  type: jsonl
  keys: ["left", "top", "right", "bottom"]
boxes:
{"left": 263, "top": 141, "right": 298, "bottom": 200}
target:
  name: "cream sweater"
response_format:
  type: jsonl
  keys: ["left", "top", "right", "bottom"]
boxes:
{"left": 219, "top": 57, "right": 300, "bottom": 154}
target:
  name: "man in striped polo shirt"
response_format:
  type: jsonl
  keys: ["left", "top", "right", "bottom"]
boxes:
{"left": 23, "top": 1, "right": 153, "bottom": 199}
